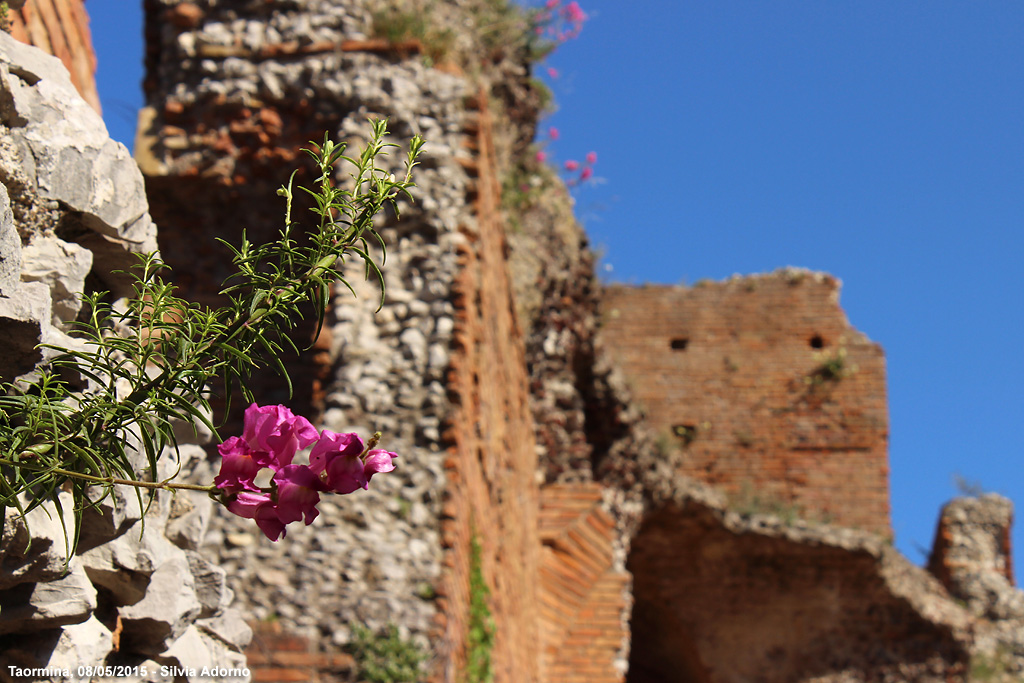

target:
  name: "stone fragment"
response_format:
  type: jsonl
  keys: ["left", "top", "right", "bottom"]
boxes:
{"left": 0, "top": 33, "right": 158, "bottom": 276}
{"left": 160, "top": 624, "right": 251, "bottom": 683}
{"left": 0, "top": 279, "right": 49, "bottom": 382}
{"left": 0, "top": 492, "right": 74, "bottom": 590}
{"left": 185, "top": 551, "right": 230, "bottom": 617}
{"left": 0, "top": 183, "right": 20, "bottom": 296}
{"left": 0, "top": 557, "right": 97, "bottom": 634}
{"left": 79, "top": 526, "right": 180, "bottom": 606}
{"left": 166, "top": 491, "right": 214, "bottom": 551}
{"left": 76, "top": 482, "right": 147, "bottom": 552}
{"left": 119, "top": 550, "right": 203, "bottom": 654}
{"left": 196, "top": 610, "right": 253, "bottom": 651}
{"left": 20, "top": 233, "right": 93, "bottom": 325}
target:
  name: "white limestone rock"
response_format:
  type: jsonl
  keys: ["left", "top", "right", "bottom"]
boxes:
{"left": 0, "top": 492, "right": 74, "bottom": 590}
{"left": 20, "top": 233, "right": 93, "bottom": 325}
{"left": 118, "top": 550, "right": 203, "bottom": 654}
{"left": 0, "top": 182, "right": 19, "bottom": 296}
{"left": 0, "top": 557, "right": 97, "bottom": 634}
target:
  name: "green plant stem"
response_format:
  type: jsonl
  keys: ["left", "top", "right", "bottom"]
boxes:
{"left": 0, "top": 457, "right": 217, "bottom": 493}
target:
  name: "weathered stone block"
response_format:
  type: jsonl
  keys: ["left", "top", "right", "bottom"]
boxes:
{"left": 0, "top": 557, "right": 96, "bottom": 634}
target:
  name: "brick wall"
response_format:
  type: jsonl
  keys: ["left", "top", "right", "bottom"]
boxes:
{"left": 6, "top": 0, "right": 99, "bottom": 113}
{"left": 436, "top": 91, "right": 542, "bottom": 682}
{"left": 600, "top": 272, "right": 891, "bottom": 534}
{"left": 246, "top": 621, "right": 355, "bottom": 683}
{"left": 538, "top": 484, "right": 629, "bottom": 683}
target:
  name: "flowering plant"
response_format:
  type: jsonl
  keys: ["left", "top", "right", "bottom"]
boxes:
{"left": 214, "top": 403, "right": 395, "bottom": 541}
{"left": 0, "top": 120, "right": 421, "bottom": 550}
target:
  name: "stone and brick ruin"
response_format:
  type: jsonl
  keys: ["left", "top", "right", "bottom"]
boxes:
{"left": 0, "top": 1, "right": 1022, "bottom": 681}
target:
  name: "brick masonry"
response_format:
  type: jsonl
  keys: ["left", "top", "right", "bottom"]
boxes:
{"left": 600, "top": 272, "right": 891, "bottom": 535}
{"left": 435, "top": 90, "right": 542, "bottom": 683}
{"left": 538, "top": 483, "right": 630, "bottom": 683}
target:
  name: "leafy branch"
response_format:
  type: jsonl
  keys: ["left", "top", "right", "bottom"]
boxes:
{"left": 0, "top": 119, "right": 424, "bottom": 555}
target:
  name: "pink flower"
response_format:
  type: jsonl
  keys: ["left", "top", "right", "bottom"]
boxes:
{"left": 323, "top": 452, "right": 367, "bottom": 494}
{"left": 564, "top": 159, "right": 579, "bottom": 171}
{"left": 213, "top": 436, "right": 263, "bottom": 493}
{"left": 363, "top": 449, "right": 398, "bottom": 482}
{"left": 310, "top": 429, "right": 372, "bottom": 494}
{"left": 242, "top": 403, "right": 319, "bottom": 469}
{"left": 535, "top": 150, "right": 547, "bottom": 163}
{"left": 271, "top": 464, "right": 324, "bottom": 526}
{"left": 547, "top": 66, "right": 560, "bottom": 79}
{"left": 585, "top": 151, "right": 597, "bottom": 164}
{"left": 309, "top": 430, "right": 364, "bottom": 475}
{"left": 548, "top": 126, "right": 560, "bottom": 140}
{"left": 226, "top": 491, "right": 286, "bottom": 541}
{"left": 564, "top": 1, "right": 586, "bottom": 23}
{"left": 580, "top": 167, "right": 593, "bottom": 181}
{"left": 311, "top": 429, "right": 398, "bottom": 494}
{"left": 546, "top": 0, "right": 559, "bottom": 8}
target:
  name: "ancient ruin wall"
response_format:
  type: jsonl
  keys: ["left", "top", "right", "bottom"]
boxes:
{"left": 139, "top": 2, "right": 557, "bottom": 680}
{"left": 600, "top": 272, "right": 891, "bottom": 535}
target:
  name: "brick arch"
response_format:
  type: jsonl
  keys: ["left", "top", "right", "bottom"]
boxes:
{"left": 624, "top": 503, "right": 968, "bottom": 683}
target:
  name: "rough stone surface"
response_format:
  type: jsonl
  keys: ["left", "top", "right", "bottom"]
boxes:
{"left": 0, "top": 32, "right": 249, "bottom": 678}
{"left": 0, "top": 183, "right": 20, "bottom": 295}
{"left": 20, "top": 233, "right": 93, "bottom": 325}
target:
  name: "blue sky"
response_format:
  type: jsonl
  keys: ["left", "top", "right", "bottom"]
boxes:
{"left": 87, "top": 2, "right": 1022, "bottom": 568}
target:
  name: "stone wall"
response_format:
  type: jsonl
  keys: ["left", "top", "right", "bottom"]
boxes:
{"left": 600, "top": 272, "right": 891, "bottom": 535}
{"left": 138, "top": 2, "right": 556, "bottom": 681}
{"left": 0, "top": 31, "right": 248, "bottom": 677}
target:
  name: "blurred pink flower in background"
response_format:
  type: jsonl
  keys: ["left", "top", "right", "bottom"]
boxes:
{"left": 586, "top": 151, "right": 597, "bottom": 164}
{"left": 548, "top": 126, "right": 560, "bottom": 140}
{"left": 564, "top": 159, "right": 579, "bottom": 171}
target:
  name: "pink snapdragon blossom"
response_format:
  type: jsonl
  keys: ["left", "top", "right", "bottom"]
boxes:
{"left": 585, "top": 151, "right": 597, "bottom": 164}
{"left": 271, "top": 464, "right": 325, "bottom": 526}
{"left": 242, "top": 403, "right": 318, "bottom": 469}
{"left": 580, "top": 167, "right": 594, "bottom": 182}
{"left": 213, "top": 436, "right": 263, "bottom": 493}
{"left": 221, "top": 466, "right": 325, "bottom": 541}
{"left": 310, "top": 429, "right": 397, "bottom": 494}
{"left": 226, "top": 491, "right": 286, "bottom": 541}
{"left": 548, "top": 126, "right": 560, "bottom": 140}
{"left": 309, "top": 429, "right": 364, "bottom": 475}
{"left": 535, "top": 150, "right": 547, "bottom": 163}
{"left": 363, "top": 449, "right": 398, "bottom": 482}
{"left": 564, "top": 159, "right": 579, "bottom": 172}
{"left": 215, "top": 405, "right": 397, "bottom": 541}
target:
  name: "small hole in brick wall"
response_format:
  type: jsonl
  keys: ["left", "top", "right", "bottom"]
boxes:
{"left": 809, "top": 335, "right": 825, "bottom": 349}
{"left": 672, "top": 424, "right": 697, "bottom": 446}
{"left": 670, "top": 338, "right": 689, "bottom": 350}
